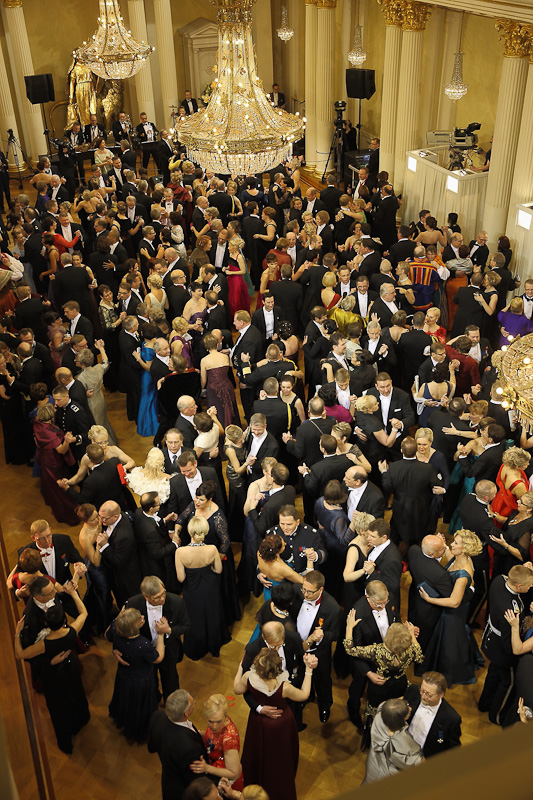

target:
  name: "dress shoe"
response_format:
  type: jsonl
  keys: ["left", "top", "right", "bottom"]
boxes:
{"left": 319, "top": 707, "right": 330, "bottom": 723}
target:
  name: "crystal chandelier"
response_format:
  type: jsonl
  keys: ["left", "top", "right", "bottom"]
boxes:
{"left": 348, "top": 25, "right": 366, "bottom": 66}
{"left": 177, "top": 0, "right": 304, "bottom": 174}
{"left": 277, "top": 5, "right": 294, "bottom": 42}
{"left": 74, "top": 0, "right": 153, "bottom": 80}
{"left": 444, "top": 14, "right": 468, "bottom": 101}
{"left": 497, "top": 334, "right": 533, "bottom": 431}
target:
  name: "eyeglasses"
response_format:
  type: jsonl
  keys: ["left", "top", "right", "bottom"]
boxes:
{"left": 302, "top": 587, "right": 319, "bottom": 596}
{"left": 420, "top": 688, "right": 439, "bottom": 698}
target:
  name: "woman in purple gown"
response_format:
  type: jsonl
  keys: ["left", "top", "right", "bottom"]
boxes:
{"left": 32, "top": 403, "right": 79, "bottom": 525}
{"left": 234, "top": 648, "right": 318, "bottom": 800}
{"left": 498, "top": 296, "right": 533, "bottom": 347}
{"left": 200, "top": 333, "right": 240, "bottom": 428}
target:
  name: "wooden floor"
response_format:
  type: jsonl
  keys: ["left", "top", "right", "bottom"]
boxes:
{"left": 0, "top": 388, "right": 504, "bottom": 800}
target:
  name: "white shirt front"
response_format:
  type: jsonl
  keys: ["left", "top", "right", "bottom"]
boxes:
{"left": 469, "top": 343, "right": 481, "bottom": 362}
{"left": 336, "top": 384, "right": 351, "bottom": 410}
{"left": 372, "top": 607, "right": 390, "bottom": 641}
{"left": 37, "top": 545, "right": 56, "bottom": 579}
{"left": 347, "top": 483, "right": 366, "bottom": 519}
{"left": 51, "top": 185, "right": 60, "bottom": 200}
{"left": 230, "top": 324, "right": 250, "bottom": 359}
{"left": 409, "top": 700, "right": 441, "bottom": 747}
{"left": 146, "top": 601, "right": 164, "bottom": 645}
{"left": 185, "top": 470, "right": 203, "bottom": 499}
{"left": 287, "top": 245, "right": 297, "bottom": 265}
{"left": 368, "top": 538, "right": 390, "bottom": 563}
{"left": 264, "top": 308, "right": 275, "bottom": 339}
{"left": 523, "top": 295, "right": 533, "bottom": 319}
{"left": 215, "top": 244, "right": 226, "bottom": 269}
{"left": 339, "top": 281, "right": 352, "bottom": 297}
{"left": 297, "top": 598, "right": 320, "bottom": 641}
{"left": 248, "top": 431, "right": 268, "bottom": 472}
{"left": 357, "top": 291, "right": 369, "bottom": 318}
{"left": 382, "top": 299, "right": 399, "bottom": 314}
{"left": 70, "top": 312, "right": 81, "bottom": 335}
{"left": 378, "top": 392, "right": 391, "bottom": 427}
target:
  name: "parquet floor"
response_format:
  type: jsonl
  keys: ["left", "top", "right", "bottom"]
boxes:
{"left": 0, "top": 389, "right": 502, "bottom": 800}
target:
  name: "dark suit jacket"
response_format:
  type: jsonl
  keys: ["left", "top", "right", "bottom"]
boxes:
{"left": 468, "top": 241, "right": 489, "bottom": 267}
{"left": 52, "top": 267, "right": 93, "bottom": 318}
{"left": 150, "top": 356, "right": 171, "bottom": 387}
{"left": 209, "top": 191, "right": 233, "bottom": 226}
{"left": 174, "top": 414, "right": 196, "bottom": 450}
{"left": 147, "top": 710, "right": 210, "bottom": 800}
{"left": 353, "top": 289, "right": 378, "bottom": 318}
{"left": 286, "top": 416, "right": 334, "bottom": 467}
{"left": 358, "top": 251, "right": 382, "bottom": 279}
{"left": 112, "top": 120, "right": 133, "bottom": 142}
{"left": 126, "top": 593, "right": 190, "bottom": 666}
{"left": 180, "top": 98, "right": 199, "bottom": 114}
{"left": 395, "top": 329, "right": 433, "bottom": 389}
{"left": 231, "top": 324, "right": 264, "bottom": 374}
{"left": 407, "top": 544, "right": 453, "bottom": 651}
{"left": 304, "top": 454, "right": 353, "bottom": 496}
{"left": 459, "top": 441, "right": 505, "bottom": 482}
{"left": 388, "top": 238, "right": 417, "bottom": 268}
{"left": 367, "top": 386, "right": 415, "bottom": 437}
{"left": 65, "top": 458, "right": 130, "bottom": 511}
{"left": 372, "top": 195, "right": 399, "bottom": 249}
{"left": 204, "top": 304, "right": 227, "bottom": 331}
{"left": 246, "top": 431, "right": 280, "bottom": 481}
{"left": 68, "top": 314, "right": 94, "bottom": 348}
{"left": 242, "top": 629, "right": 303, "bottom": 675}
{"left": 382, "top": 459, "right": 439, "bottom": 546}
{"left": 19, "top": 534, "right": 83, "bottom": 585}
{"left": 118, "top": 329, "right": 142, "bottom": 395}
{"left": 369, "top": 297, "right": 399, "bottom": 329}
{"left": 302, "top": 198, "right": 325, "bottom": 217}
{"left": 99, "top": 514, "right": 141, "bottom": 608}
{"left": 136, "top": 121, "right": 158, "bottom": 142}
{"left": 269, "top": 279, "right": 303, "bottom": 332}
{"left": 427, "top": 408, "right": 471, "bottom": 467}
{"left": 366, "top": 540, "right": 403, "bottom": 611}
{"left": 251, "top": 397, "right": 290, "bottom": 439}
{"left": 404, "top": 685, "right": 462, "bottom": 758}
{"left": 451, "top": 285, "right": 487, "bottom": 335}
{"left": 355, "top": 481, "right": 386, "bottom": 518}
{"left": 133, "top": 509, "right": 178, "bottom": 584}
{"left": 290, "top": 589, "right": 342, "bottom": 650}
{"left": 251, "top": 305, "right": 282, "bottom": 342}
{"left": 167, "top": 284, "right": 190, "bottom": 319}
{"left": 248, "top": 485, "right": 296, "bottom": 537}
{"left": 319, "top": 186, "right": 343, "bottom": 217}
{"left": 13, "top": 356, "right": 45, "bottom": 393}
{"left": 208, "top": 240, "right": 230, "bottom": 271}
{"left": 167, "top": 467, "right": 224, "bottom": 514}
{"left": 13, "top": 297, "right": 48, "bottom": 344}
{"left": 351, "top": 595, "right": 400, "bottom": 676}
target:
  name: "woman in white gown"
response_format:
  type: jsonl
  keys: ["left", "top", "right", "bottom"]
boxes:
{"left": 127, "top": 447, "right": 171, "bottom": 503}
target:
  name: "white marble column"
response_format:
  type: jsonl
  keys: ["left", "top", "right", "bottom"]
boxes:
{"left": 507, "top": 57, "right": 533, "bottom": 235}
{"left": 2, "top": 0, "right": 46, "bottom": 162}
{"left": 394, "top": 1, "right": 431, "bottom": 190}
{"left": 128, "top": 0, "right": 157, "bottom": 123}
{"left": 377, "top": 0, "right": 404, "bottom": 180}
{"left": 153, "top": 0, "right": 179, "bottom": 122}
{"left": 304, "top": 0, "right": 318, "bottom": 168}
{"left": 482, "top": 21, "right": 531, "bottom": 241}
{"left": 0, "top": 27, "right": 21, "bottom": 171}
{"left": 314, "top": 0, "right": 336, "bottom": 176}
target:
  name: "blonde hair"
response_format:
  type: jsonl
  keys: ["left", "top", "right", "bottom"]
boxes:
{"left": 89, "top": 425, "right": 109, "bottom": 443}
{"left": 147, "top": 274, "right": 163, "bottom": 290}
{"left": 332, "top": 422, "right": 352, "bottom": 441}
{"left": 172, "top": 316, "right": 188, "bottom": 334}
{"left": 36, "top": 403, "right": 55, "bottom": 421}
{"left": 415, "top": 427, "right": 434, "bottom": 443}
{"left": 502, "top": 447, "right": 531, "bottom": 470}
{"left": 242, "top": 788, "right": 269, "bottom": 800}
{"left": 30, "top": 519, "right": 50, "bottom": 536}
{"left": 188, "top": 516, "right": 209, "bottom": 542}
{"left": 115, "top": 608, "right": 142, "bottom": 638}
{"left": 322, "top": 272, "right": 337, "bottom": 288}
{"left": 143, "top": 447, "right": 165, "bottom": 479}
{"left": 520, "top": 491, "right": 533, "bottom": 509}
{"left": 353, "top": 512, "right": 375, "bottom": 534}
{"left": 356, "top": 395, "right": 377, "bottom": 414}
{"left": 484, "top": 269, "right": 501, "bottom": 286}
{"left": 229, "top": 236, "right": 245, "bottom": 250}
{"left": 225, "top": 424, "right": 244, "bottom": 444}
{"left": 384, "top": 623, "right": 413, "bottom": 655}
{"left": 454, "top": 529, "right": 483, "bottom": 557}
{"left": 203, "top": 693, "right": 228, "bottom": 718}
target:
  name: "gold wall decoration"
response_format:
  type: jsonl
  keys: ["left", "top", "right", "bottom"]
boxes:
{"left": 495, "top": 19, "right": 533, "bottom": 57}
{"left": 401, "top": 1, "right": 432, "bottom": 32}
{"left": 377, "top": 0, "right": 404, "bottom": 27}
{"left": 316, "top": 0, "right": 337, "bottom": 8}
{"left": 2, "top": 0, "right": 22, "bottom": 7}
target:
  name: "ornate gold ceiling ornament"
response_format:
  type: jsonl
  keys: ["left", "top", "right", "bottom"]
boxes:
{"left": 495, "top": 19, "right": 533, "bottom": 57}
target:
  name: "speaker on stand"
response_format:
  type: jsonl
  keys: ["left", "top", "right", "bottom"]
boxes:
{"left": 345, "top": 68, "right": 376, "bottom": 151}
{"left": 24, "top": 73, "right": 55, "bottom": 158}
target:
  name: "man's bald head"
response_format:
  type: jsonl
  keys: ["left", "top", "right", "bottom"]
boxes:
{"left": 421, "top": 535, "right": 446, "bottom": 558}
{"left": 55, "top": 367, "right": 73, "bottom": 385}
{"left": 262, "top": 621, "right": 286, "bottom": 645}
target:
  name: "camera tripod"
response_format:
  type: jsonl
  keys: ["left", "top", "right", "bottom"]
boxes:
{"left": 322, "top": 103, "right": 346, "bottom": 185}
{"left": 5, "top": 129, "right": 31, "bottom": 190}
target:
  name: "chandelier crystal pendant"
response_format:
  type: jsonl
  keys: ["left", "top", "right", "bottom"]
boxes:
{"left": 348, "top": 24, "right": 366, "bottom": 66}
{"left": 177, "top": 0, "right": 304, "bottom": 175}
{"left": 444, "top": 13, "right": 468, "bottom": 101}
{"left": 74, "top": 0, "right": 153, "bottom": 80}
{"left": 277, "top": 5, "right": 294, "bottom": 42}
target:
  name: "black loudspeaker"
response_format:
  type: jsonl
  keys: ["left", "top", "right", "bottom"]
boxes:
{"left": 345, "top": 69, "right": 376, "bottom": 100}
{"left": 148, "top": 174, "right": 164, "bottom": 190}
{"left": 24, "top": 74, "right": 55, "bottom": 105}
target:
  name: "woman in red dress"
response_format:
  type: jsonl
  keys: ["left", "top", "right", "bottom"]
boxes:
{"left": 224, "top": 237, "right": 250, "bottom": 319}
{"left": 491, "top": 447, "right": 530, "bottom": 527}
{"left": 256, "top": 253, "right": 280, "bottom": 310}
{"left": 322, "top": 272, "right": 341, "bottom": 316}
{"left": 32, "top": 403, "right": 79, "bottom": 526}
{"left": 189, "top": 693, "right": 244, "bottom": 790}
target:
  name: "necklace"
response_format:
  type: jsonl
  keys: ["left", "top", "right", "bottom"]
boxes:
{"left": 189, "top": 542, "right": 205, "bottom": 547}
{"left": 272, "top": 605, "right": 289, "bottom": 617}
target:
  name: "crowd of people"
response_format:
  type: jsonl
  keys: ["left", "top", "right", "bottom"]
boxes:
{"left": 3, "top": 124, "right": 533, "bottom": 800}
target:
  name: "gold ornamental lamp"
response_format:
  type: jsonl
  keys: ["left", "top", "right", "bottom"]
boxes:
{"left": 176, "top": 0, "right": 305, "bottom": 174}
{"left": 498, "top": 334, "right": 533, "bottom": 432}
{"left": 74, "top": 0, "right": 153, "bottom": 80}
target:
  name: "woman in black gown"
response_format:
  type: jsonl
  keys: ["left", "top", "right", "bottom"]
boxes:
{"left": 175, "top": 481, "right": 241, "bottom": 626}
{"left": 354, "top": 395, "right": 398, "bottom": 485}
{"left": 0, "top": 349, "right": 28, "bottom": 464}
{"left": 14, "top": 580, "right": 90, "bottom": 753}
{"left": 175, "top": 517, "right": 229, "bottom": 660}
{"left": 490, "top": 492, "right": 533, "bottom": 578}
{"left": 107, "top": 607, "right": 165, "bottom": 741}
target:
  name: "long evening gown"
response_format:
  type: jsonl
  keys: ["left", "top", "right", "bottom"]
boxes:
{"left": 205, "top": 365, "right": 240, "bottom": 428}
{"left": 177, "top": 504, "right": 241, "bottom": 626}
{"left": 43, "top": 628, "right": 90, "bottom": 753}
{"left": 181, "top": 561, "right": 231, "bottom": 660}
{"left": 137, "top": 342, "right": 159, "bottom": 437}
{"left": 242, "top": 671, "right": 299, "bottom": 800}
{"left": 189, "top": 308, "right": 208, "bottom": 367}
{"left": 33, "top": 420, "right": 79, "bottom": 526}
{"left": 421, "top": 560, "right": 477, "bottom": 687}
{"left": 491, "top": 465, "right": 529, "bottom": 525}
{"left": 108, "top": 632, "right": 160, "bottom": 741}
{"left": 0, "top": 370, "right": 28, "bottom": 464}
{"left": 227, "top": 257, "right": 250, "bottom": 318}
{"left": 77, "top": 362, "right": 118, "bottom": 444}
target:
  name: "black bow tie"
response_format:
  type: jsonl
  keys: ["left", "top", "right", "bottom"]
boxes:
{"left": 523, "top": 296, "right": 533, "bottom": 302}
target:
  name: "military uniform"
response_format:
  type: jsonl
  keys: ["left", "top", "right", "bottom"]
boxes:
{"left": 55, "top": 401, "right": 90, "bottom": 461}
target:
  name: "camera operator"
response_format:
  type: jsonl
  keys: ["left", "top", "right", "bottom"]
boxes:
{"left": 0, "top": 145, "right": 10, "bottom": 214}
{"left": 471, "top": 135, "right": 492, "bottom": 173}
{"left": 55, "top": 138, "right": 78, "bottom": 201}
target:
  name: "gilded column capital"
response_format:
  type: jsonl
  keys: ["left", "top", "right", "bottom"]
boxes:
{"left": 3, "top": 0, "right": 22, "bottom": 7}
{"left": 316, "top": 0, "right": 336, "bottom": 8}
{"left": 377, "top": 0, "right": 404, "bottom": 27}
{"left": 400, "top": 1, "right": 432, "bottom": 32}
{"left": 305, "top": 0, "right": 318, "bottom": 5}
{"left": 495, "top": 20, "right": 533, "bottom": 58}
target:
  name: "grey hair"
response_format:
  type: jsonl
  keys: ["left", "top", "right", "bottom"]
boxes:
{"left": 165, "top": 689, "right": 193, "bottom": 722}
{"left": 140, "top": 575, "right": 165, "bottom": 597}
{"left": 76, "top": 349, "right": 95, "bottom": 368}
{"left": 122, "top": 315, "right": 138, "bottom": 331}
